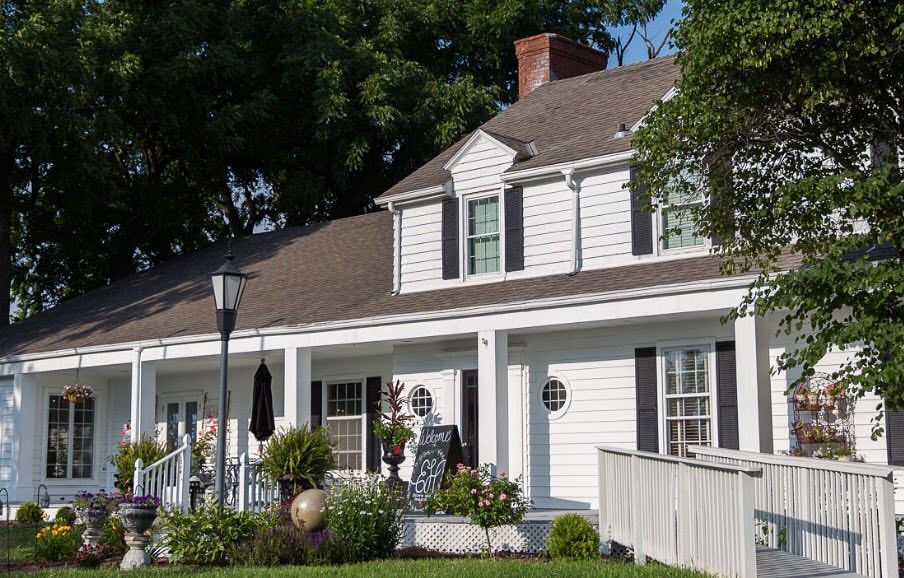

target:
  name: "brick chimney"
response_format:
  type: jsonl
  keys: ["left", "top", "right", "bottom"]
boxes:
{"left": 514, "top": 33, "right": 608, "bottom": 98}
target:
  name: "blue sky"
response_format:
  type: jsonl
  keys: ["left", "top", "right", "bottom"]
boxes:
{"left": 608, "top": 0, "right": 683, "bottom": 66}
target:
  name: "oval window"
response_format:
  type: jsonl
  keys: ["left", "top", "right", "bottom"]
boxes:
{"left": 409, "top": 386, "right": 434, "bottom": 418}
{"left": 542, "top": 378, "right": 568, "bottom": 413}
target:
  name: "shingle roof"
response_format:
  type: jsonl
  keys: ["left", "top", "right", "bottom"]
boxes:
{"left": 0, "top": 208, "right": 798, "bottom": 358}
{"left": 379, "top": 55, "right": 678, "bottom": 199}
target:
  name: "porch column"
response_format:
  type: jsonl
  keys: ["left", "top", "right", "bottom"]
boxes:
{"left": 13, "top": 373, "right": 37, "bottom": 502}
{"left": 477, "top": 330, "right": 508, "bottom": 472}
{"left": 130, "top": 351, "right": 156, "bottom": 441}
{"left": 284, "top": 347, "right": 312, "bottom": 428}
{"left": 735, "top": 315, "right": 773, "bottom": 452}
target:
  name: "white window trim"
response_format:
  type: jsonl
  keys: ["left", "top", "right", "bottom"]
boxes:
{"left": 41, "top": 387, "right": 103, "bottom": 485}
{"left": 655, "top": 190, "right": 710, "bottom": 256}
{"left": 323, "top": 377, "right": 367, "bottom": 472}
{"left": 460, "top": 188, "right": 505, "bottom": 281}
{"left": 656, "top": 340, "right": 719, "bottom": 456}
{"left": 538, "top": 375, "right": 571, "bottom": 420}
{"left": 408, "top": 385, "right": 434, "bottom": 419}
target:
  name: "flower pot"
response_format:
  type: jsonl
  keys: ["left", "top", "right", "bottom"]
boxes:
{"left": 118, "top": 504, "right": 158, "bottom": 570}
{"left": 381, "top": 439, "right": 407, "bottom": 488}
{"left": 80, "top": 506, "right": 110, "bottom": 547}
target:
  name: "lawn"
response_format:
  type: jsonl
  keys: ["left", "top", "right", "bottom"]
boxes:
{"left": 0, "top": 524, "right": 40, "bottom": 563}
{"left": 11, "top": 559, "right": 708, "bottom": 577}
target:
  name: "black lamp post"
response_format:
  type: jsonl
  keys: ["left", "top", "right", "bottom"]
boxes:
{"left": 210, "top": 248, "right": 247, "bottom": 506}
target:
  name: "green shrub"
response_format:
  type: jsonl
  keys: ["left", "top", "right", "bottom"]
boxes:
{"left": 325, "top": 475, "right": 405, "bottom": 563}
{"left": 425, "top": 464, "right": 531, "bottom": 554}
{"left": 234, "top": 506, "right": 332, "bottom": 566}
{"left": 55, "top": 506, "right": 77, "bottom": 526}
{"left": 99, "top": 515, "right": 127, "bottom": 555}
{"left": 34, "top": 523, "right": 82, "bottom": 561}
{"left": 546, "top": 513, "right": 599, "bottom": 560}
{"left": 162, "top": 503, "right": 270, "bottom": 566}
{"left": 15, "top": 501, "right": 45, "bottom": 525}
{"left": 112, "top": 436, "right": 167, "bottom": 492}
{"left": 260, "top": 425, "right": 334, "bottom": 494}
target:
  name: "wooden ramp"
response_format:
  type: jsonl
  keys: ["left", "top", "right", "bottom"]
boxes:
{"left": 756, "top": 547, "right": 869, "bottom": 578}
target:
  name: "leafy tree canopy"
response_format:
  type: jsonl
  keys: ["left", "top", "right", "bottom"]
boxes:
{"left": 2, "top": 0, "right": 664, "bottom": 322}
{"left": 633, "top": 0, "right": 903, "bottom": 430}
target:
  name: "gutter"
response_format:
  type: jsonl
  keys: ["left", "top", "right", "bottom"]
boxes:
{"left": 563, "top": 168, "right": 580, "bottom": 275}
{"left": 500, "top": 150, "right": 634, "bottom": 184}
{"left": 388, "top": 202, "right": 402, "bottom": 295}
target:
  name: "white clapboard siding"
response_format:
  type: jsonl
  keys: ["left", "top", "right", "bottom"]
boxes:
{"left": 398, "top": 201, "right": 445, "bottom": 291}
{"left": 578, "top": 165, "right": 634, "bottom": 269}
{"left": 0, "top": 377, "right": 13, "bottom": 486}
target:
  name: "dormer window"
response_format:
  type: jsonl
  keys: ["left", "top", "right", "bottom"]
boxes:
{"left": 660, "top": 187, "right": 705, "bottom": 251}
{"left": 466, "top": 195, "right": 500, "bottom": 275}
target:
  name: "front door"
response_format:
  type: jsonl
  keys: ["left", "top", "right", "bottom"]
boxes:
{"left": 158, "top": 395, "right": 200, "bottom": 451}
{"left": 461, "top": 369, "right": 479, "bottom": 468}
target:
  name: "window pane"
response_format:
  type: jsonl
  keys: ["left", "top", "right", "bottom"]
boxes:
{"left": 662, "top": 205, "right": 704, "bottom": 249}
{"left": 71, "top": 398, "right": 95, "bottom": 478}
{"left": 166, "top": 402, "right": 180, "bottom": 450}
{"left": 468, "top": 235, "right": 500, "bottom": 274}
{"left": 467, "top": 196, "right": 500, "bottom": 275}
{"left": 328, "top": 418, "right": 362, "bottom": 470}
{"left": 186, "top": 402, "right": 199, "bottom": 445}
{"left": 468, "top": 197, "right": 498, "bottom": 236}
{"left": 46, "top": 395, "right": 70, "bottom": 479}
{"left": 665, "top": 347, "right": 712, "bottom": 457}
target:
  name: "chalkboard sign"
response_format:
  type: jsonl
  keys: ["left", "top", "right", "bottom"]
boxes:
{"left": 407, "top": 425, "right": 464, "bottom": 512}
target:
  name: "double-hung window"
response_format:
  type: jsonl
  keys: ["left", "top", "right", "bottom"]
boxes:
{"left": 663, "top": 347, "right": 712, "bottom": 457}
{"left": 466, "top": 195, "right": 500, "bottom": 275}
{"left": 46, "top": 394, "right": 95, "bottom": 479}
{"left": 326, "top": 382, "right": 363, "bottom": 470}
{"left": 660, "top": 186, "right": 705, "bottom": 251}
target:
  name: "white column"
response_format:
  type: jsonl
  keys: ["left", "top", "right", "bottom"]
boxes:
{"left": 130, "top": 350, "right": 156, "bottom": 441}
{"left": 735, "top": 315, "right": 773, "bottom": 452}
{"left": 283, "top": 347, "right": 312, "bottom": 428}
{"left": 477, "top": 330, "right": 508, "bottom": 472}
{"left": 13, "top": 373, "right": 37, "bottom": 502}
{"left": 506, "top": 357, "right": 525, "bottom": 481}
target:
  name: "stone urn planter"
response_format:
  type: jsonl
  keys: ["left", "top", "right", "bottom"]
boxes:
{"left": 79, "top": 506, "right": 110, "bottom": 547}
{"left": 382, "top": 439, "right": 407, "bottom": 487}
{"left": 118, "top": 498, "right": 160, "bottom": 570}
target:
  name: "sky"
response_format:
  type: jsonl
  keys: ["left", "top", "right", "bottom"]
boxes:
{"left": 608, "top": 0, "right": 683, "bottom": 67}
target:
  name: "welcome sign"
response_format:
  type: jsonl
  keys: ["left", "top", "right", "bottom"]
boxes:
{"left": 407, "top": 425, "right": 464, "bottom": 512}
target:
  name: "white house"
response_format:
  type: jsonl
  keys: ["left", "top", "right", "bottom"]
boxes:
{"left": 0, "top": 33, "right": 898, "bottom": 512}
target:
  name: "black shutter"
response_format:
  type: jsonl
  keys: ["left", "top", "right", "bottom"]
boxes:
{"left": 310, "top": 380, "right": 322, "bottom": 428}
{"left": 365, "top": 377, "right": 382, "bottom": 472}
{"left": 441, "top": 198, "right": 459, "bottom": 279}
{"left": 635, "top": 347, "right": 658, "bottom": 452}
{"left": 630, "top": 167, "right": 654, "bottom": 255}
{"left": 886, "top": 403, "right": 904, "bottom": 466}
{"left": 716, "top": 341, "right": 739, "bottom": 450}
{"left": 504, "top": 186, "right": 524, "bottom": 272}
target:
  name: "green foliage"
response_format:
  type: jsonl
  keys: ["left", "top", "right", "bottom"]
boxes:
{"left": 112, "top": 436, "right": 168, "bottom": 493}
{"left": 632, "top": 0, "right": 904, "bottom": 432}
{"left": 260, "top": 426, "right": 334, "bottom": 492}
{"left": 325, "top": 475, "right": 406, "bottom": 563}
{"left": 15, "top": 502, "right": 45, "bottom": 525}
{"left": 34, "top": 523, "right": 82, "bottom": 562}
{"left": 425, "top": 464, "right": 530, "bottom": 554}
{"left": 234, "top": 505, "right": 332, "bottom": 566}
{"left": 373, "top": 380, "right": 416, "bottom": 446}
{"left": 98, "top": 515, "right": 127, "bottom": 556}
{"left": 546, "top": 513, "right": 599, "bottom": 560}
{"left": 162, "top": 504, "right": 271, "bottom": 566}
{"left": 54, "top": 506, "right": 77, "bottom": 526}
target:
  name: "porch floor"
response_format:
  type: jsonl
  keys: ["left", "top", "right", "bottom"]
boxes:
{"left": 756, "top": 547, "right": 868, "bottom": 578}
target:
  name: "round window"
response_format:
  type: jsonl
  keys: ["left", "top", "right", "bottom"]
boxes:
{"left": 542, "top": 378, "right": 568, "bottom": 413}
{"left": 409, "top": 386, "right": 434, "bottom": 418}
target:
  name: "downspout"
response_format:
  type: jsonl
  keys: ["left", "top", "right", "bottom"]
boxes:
{"left": 563, "top": 168, "right": 580, "bottom": 275}
{"left": 388, "top": 202, "right": 402, "bottom": 294}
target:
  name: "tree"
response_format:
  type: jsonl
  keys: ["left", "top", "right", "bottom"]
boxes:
{"left": 604, "top": 0, "right": 668, "bottom": 66}
{"left": 632, "top": 0, "right": 903, "bottom": 430}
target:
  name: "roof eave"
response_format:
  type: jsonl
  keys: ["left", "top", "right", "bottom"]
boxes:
{"left": 374, "top": 182, "right": 452, "bottom": 206}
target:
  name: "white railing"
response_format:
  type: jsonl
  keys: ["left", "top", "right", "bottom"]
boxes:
{"left": 692, "top": 446, "right": 899, "bottom": 578}
{"left": 133, "top": 434, "right": 192, "bottom": 512}
{"left": 597, "top": 445, "right": 761, "bottom": 578}
{"left": 237, "top": 453, "right": 278, "bottom": 513}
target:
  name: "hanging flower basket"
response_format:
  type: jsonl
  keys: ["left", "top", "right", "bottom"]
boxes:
{"left": 62, "top": 383, "right": 94, "bottom": 404}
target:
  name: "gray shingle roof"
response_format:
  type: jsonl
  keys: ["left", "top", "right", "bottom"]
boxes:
{"left": 379, "top": 55, "right": 678, "bottom": 199}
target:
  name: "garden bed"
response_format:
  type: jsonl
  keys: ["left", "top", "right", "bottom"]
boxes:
{"left": 8, "top": 558, "right": 709, "bottom": 577}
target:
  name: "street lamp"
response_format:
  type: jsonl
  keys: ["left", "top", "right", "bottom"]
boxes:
{"left": 210, "top": 247, "right": 247, "bottom": 505}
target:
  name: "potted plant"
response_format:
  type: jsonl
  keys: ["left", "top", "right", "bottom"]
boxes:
{"left": 62, "top": 383, "right": 94, "bottom": 404}
{"left": 112, "top": 436, "right": 168, "bottom": 493}
{"left": 372, "top": 380, "right": 416, "bottom": 486}
{"left": 260, "top": 425, "right": 334, "bottom": 502}
{"left": 74, "top": 490, "right": 119, "bottom": 547}
{"left": 118, "top": 494, "right": 160, "bottom": 569}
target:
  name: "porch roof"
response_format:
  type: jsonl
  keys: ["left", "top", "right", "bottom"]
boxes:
{"left": 0, "top": 210, "right": 796, "bottom": 358}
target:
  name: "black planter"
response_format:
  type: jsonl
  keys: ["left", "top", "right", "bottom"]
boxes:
{"left": 381, "top": 439, "right": 407, "bottom": 487}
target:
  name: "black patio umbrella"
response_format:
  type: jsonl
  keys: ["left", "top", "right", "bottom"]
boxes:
{"left": 250, "top": 360, "right": 276, "bottom": 442}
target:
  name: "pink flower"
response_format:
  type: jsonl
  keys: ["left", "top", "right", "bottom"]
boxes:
{"left": 500, "top": 471, "right": 507, "bottom": 478}
{"left": 500, "top": 494, "right": 508, "bottom": 501}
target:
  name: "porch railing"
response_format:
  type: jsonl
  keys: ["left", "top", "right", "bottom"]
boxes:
{"left": 597, "top": 445, "right": 761, "bottom": 578}
{"left": 237, "top": 453, "right": 278, "bottom": 513}
{"left": 692, "top": 445, "right": 899, "bottom": 578}
{"left": 133, "top": 434, "right": 192, "bottom": 512}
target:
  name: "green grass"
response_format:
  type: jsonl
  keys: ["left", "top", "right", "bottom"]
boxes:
{"left": 14, "top": 559, "right": 708, "bottom": 577}
{"left": 0, "top": 524, "right": 39, "bottom": 563}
